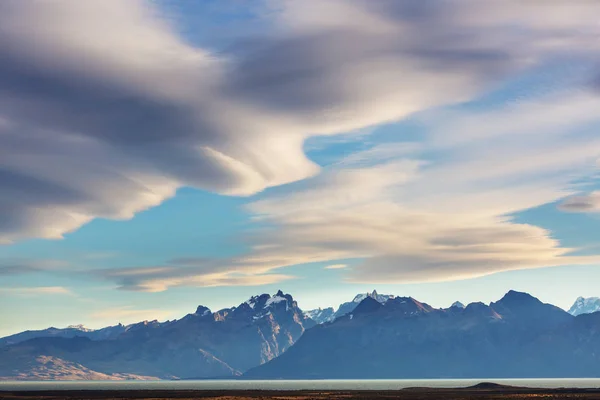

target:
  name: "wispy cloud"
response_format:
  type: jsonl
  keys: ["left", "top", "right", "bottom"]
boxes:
{"left": 97, "top": 267, "right": 296, "bottom": 292}
{"left": 2, "top": 0, "right": 599, "bottom": 244}
{"left": 324, "top": 264, "right": 348, "bottom": 270}
{"left": 0, "top": 286, "right": 73, "bottom": 296}
{"left": 2, "top": 1, "right": 600, "bottom": 289}
{"left": 0, "top": 259, "right": 70, "bottom": 276}
{"left": 91, "top": 89, "right": 600, "bottom": 289}
{"left": 234, "top": 91, "right": 600, "bottom": 284}
{"left": 558, "top": 192, "right": 600, "bottom": 213}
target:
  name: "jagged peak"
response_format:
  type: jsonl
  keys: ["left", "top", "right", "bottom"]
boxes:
{"left": 229, "top": 291, "right": 298, "bottom": 322}
{"left": 352, "top": 290, "right": 394, "bottom": 304}
{"left": 352, "top": 293, "right": 367, "bottom": 302}
{"left": 194, "top": 305, "right": 212, "bottom": 316}
{"left": 265, "top": 294, "right": 288, "bottom": 308}
{"left": 242, "top": 290, "right": 294, "bottom": 311}
{"left": 568, "top": 296, "right": 600, "bottom": 316}
{"left": 243, "top": 293, "right": 271, "bottom": 310}
{"left": 574, "top": 296, "right": 600, "bottom": 304}
{"left": 451, "top": 301, "right": 465, "bottom": 309}
{"left": 66, "top": 324, "right": 91, "bottom": 331}
{"left": 352, "top": 296, "right": 383, "bottom": 315}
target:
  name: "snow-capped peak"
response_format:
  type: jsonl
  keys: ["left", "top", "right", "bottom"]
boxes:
{"left": 352, "top": 293, "right": 368, "bottom": 303}
{"left": 568, "top": 296, "right": 600, "bottom": 316}
{"left": 194, "top": 305, "right": 212, "bottom": 316}
{"left": 352, "top": 290, "right": 394, "bottom": 304}
{"left": 245, "top": 296, "right": 259, "bottom": 309}
{"left": 240, "top": 291, "right": 293, "bottom": 319}
{"left": 66, "top": 324, "right": 92, "bottom": 332}
{"left": 451, "top": 301, "right": 465, "bottom": 309}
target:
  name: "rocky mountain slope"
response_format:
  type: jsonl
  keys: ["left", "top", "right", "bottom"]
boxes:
{"left": 5, "top": 289, "right": 600, "bottom": 381}
{"left": 1, "top": 290, "right": 314, "bottom": 380}
{"left": 245, "top": 291, "right": 600, "bottom": 379}
{"left": 333, "top": 290, "right": 394, "bottom": 320}
{"left": 304, "top": 290, "right": 394, "bottom": 324}
{"left": 303, "top": 307, "right": 335, "bottom": 324}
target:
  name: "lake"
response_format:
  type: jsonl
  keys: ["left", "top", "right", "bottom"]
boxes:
{"left": 2, "top": 379, "right": 600, "bottom": 391}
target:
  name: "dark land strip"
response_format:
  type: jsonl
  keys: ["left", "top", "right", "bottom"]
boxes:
{"left": 3, "top": 383, "right": 600, "bottom": 400}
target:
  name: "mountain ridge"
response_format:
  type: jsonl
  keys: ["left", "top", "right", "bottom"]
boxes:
{"left": 1, "top": 290, "right": 313, "bottom": 380}
{"left": 3, "top": 289, "right": 600, "bottom": 381}
{"left": 245, "top": 290, "right": 600, "bottom": 379}
{"left": 303, "top": 290, "right": 395, "bottom": 324}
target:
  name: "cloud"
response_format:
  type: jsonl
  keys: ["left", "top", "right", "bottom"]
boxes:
{"left": 286, "top": 92, "right": 600, "bottom": 272}
{"left": 559, "top": 192, "right": 600, "bottom": 212}
{"left": 0, "top": 259, "right": 69, "bottom": 276}
{"left": 221, "top": 90, "right": 600, "bottom": 285}
{"left": 0, "top": 286, "right": 73, "bottom": 296}
{"left": 92, "top": 87, "right": 600, "bottom": 289}
{"left": 324, "top": 264, "right": 348, "bottom": 270}
{"left": 2, "top": 0, "right": 599, "bottom": 245}
{"left": 2, "top": 1, "right": 600, "bottom": 286}
{"left": 95, "top": 264, "right": 295, "bottom": 292}
{"left": 88, "top": 88, "right": 600, "bottom": 290}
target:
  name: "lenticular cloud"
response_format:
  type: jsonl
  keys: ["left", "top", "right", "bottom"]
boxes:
{"left": 2, "top": 0, "right": 600, "bottom": 288}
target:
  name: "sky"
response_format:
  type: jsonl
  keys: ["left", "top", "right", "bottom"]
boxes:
{"left": 2, "top": 0, "right": 600, "bottom": 337}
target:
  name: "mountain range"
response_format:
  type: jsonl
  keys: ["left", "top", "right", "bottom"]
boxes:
{"left": 246, "top": 291, "right": 600, "bottom": 379}
{"left": 0, "top": 324, "right": 127, "bottom": 348}
{"left": 0, "top": 290, "right": 312, "bottom": 380}
{"left": 1, "top": 290, "right": 599, "bottom": 380}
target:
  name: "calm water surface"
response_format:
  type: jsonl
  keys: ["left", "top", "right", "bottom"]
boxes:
{"left": 2, "top": 379, "right": 600, "bottom": 391}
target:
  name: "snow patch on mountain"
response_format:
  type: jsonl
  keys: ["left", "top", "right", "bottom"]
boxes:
{"left": 308, "top": 290, "right": 396, "bottom": 323}
{"left": 568, "top": 296, "right": 600, "bottom": 316}
{"left": 66, "top": 325, "right": 92, "bottom": 332}
{"left": 303, "top": 307, "right": 335, "bottom": 324}
{"left": 245, "top": 297, "right": 257, "bottom": 309}
{"left": 352, "top": 290, "right": 395, "bottom": 304}
{"left": 265, "top": 295, "right": 286, "bottom": 308}
{"left": 451, "top": 301, "right": 465, "bottom": 309}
